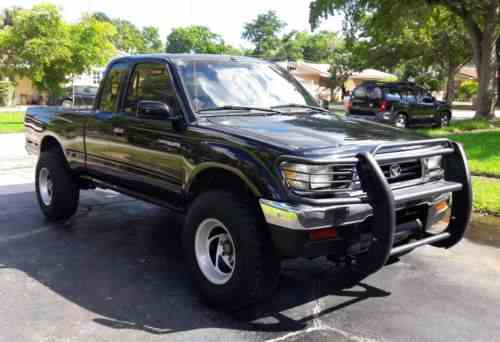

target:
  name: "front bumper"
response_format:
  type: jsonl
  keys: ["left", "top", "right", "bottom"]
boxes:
{"left": 260, "top": 141, "right": 472, "bottom": 264}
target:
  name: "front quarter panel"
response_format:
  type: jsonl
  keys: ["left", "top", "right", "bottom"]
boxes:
{"left": 183, "top": 126, "right": 287, "bottom": 202}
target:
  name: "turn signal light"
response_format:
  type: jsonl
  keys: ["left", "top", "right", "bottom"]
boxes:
{"left": 309, "top": 228, "right": 337, "bottom": 241}
{"left": 435, "top": 200, "right": 449, "bottom": 215}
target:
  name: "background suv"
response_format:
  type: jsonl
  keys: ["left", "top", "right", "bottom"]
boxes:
{"left": 347, "top": 82, "right": 452, "bottom": 128}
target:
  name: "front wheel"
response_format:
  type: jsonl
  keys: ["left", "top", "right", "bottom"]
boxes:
{"left": 394, "top": 113, "right": 408, "bottom": 128}
{"left": 35, "top": 150, "right": 79, "bottom": 222}
{"left": 183, "top": 191, "right": 280, "bottom": 310}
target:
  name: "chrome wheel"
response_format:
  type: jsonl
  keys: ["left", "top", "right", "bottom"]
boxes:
{"left": 39, "top": 167, "right": 53, "bottom": 206}
{"left": 395, "top": 114, "right": 407, "bottom": 128}
{"left": 61, "top": 99, "right": 72, "bottom": 108}
{"left": 440, "top": 113, "right": 450, "bottom": 127}
{"left": 195, "top": 218, "right": 236, "bottom": 285}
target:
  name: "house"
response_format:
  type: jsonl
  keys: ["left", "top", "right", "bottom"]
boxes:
{"left": 277, "top": 61, "right": 397, "bottom": 102}
{"left": 11, "top": 66, "right": 105, "bottom": 105}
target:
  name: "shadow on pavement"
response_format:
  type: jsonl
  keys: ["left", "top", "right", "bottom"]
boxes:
{"left": 0, "top": 186, "right": 390, "bottom": 336}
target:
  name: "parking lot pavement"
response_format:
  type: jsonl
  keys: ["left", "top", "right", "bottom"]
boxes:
{"left": 1, "top": 135, "right": 500, "bottom": 342}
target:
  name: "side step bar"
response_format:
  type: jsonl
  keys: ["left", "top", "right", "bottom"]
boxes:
{"left": 390, "top": 232, "right": 451, "bottom": 257}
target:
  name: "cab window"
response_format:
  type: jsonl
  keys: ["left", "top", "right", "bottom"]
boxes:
{"left": 98, "top": 63, "right": 128, "bottom": 112}
{"left": 123, "top": 63, "right": 181, "bottom": 114}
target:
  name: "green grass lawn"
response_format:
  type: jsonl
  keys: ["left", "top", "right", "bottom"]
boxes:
{"left": 419, "top": 119, "right": 500, "bottom": 178}
{"left": 419, "top": 119, "right": 500, "bottom": 214}
{"left": 472, "top": 177, "right": 500, "bottom": 215}
{"left": 0, "top": 112, "right": 25, "bottom": 133}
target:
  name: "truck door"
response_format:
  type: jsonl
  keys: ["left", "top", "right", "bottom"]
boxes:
{"left": 85, "top": 62, "right": 130, "bottom": 181}
{"left": 106, "top": 61, "right": 185, "bottom": 208}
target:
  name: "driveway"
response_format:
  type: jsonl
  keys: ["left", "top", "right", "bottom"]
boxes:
{"left": 1, "top": 133, "right": 500, "bottom": 341}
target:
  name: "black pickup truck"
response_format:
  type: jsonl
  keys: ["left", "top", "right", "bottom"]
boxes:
{"left": 25, "top": 54, "right": 472, "bottom": 309}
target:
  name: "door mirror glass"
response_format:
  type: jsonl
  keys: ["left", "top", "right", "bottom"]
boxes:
{"left": 137, "top": 100, "right": 172, "bottom": 119}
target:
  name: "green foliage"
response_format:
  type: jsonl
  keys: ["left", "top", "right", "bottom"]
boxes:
{"left": 457, "top": 80, "right": 479, "bottom": 101}
{"left": 110, "top": 18, "right": 144, "bottom": 53}
{"left": 275, "top": 30, "right": 339, "bottom": 62}
{"left": 141, "top": 26, "right": 163, "bottom": 53}
{"left": 242, "top": 10, "right": 286, "bottom": 58}
{"left": 309, "top": 1, "right": 471, "bottom": 95}
{"left": 0, "top": 3, "right": 116, "bottom": 98}
{"left": 328, "top": 45, "right": 364, "bottom": 90}
{"left": 166, "top": 26, "right": 240, "bottom": 55}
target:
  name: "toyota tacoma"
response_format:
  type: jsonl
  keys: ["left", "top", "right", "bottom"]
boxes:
{"left": 25, "top": 54, "right": 472, "bottom": 309}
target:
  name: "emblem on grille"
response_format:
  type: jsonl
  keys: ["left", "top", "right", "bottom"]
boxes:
{"left": 389, "top": 163, "right": 402, "bottom": 178}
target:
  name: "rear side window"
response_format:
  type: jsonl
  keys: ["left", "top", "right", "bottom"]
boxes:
{"left": 384, "top": 88, "right": 402, "bottom": 100}
{"left": 352, "top": 86, "right": 367, "bottom": 98}
{"left": 123, "top": 63, "right": 182, "bottom": 114}
{"left": 367, "top": 87, "right": 382, "bottom": 100}
{"left": 98, "top": 63, "right": 129, "bottom": 112}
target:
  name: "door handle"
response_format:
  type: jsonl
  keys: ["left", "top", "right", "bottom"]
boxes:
{"left": 113, "top": 127, "right": 124, "bottom": 136}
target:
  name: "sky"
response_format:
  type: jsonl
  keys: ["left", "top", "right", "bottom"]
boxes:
{"left": 1, "top": 0, "right": 343, "bottom": 48}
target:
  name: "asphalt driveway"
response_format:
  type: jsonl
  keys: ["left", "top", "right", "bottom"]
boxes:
{"left": 1, "top": 133, "right": 500, "bottom": 342}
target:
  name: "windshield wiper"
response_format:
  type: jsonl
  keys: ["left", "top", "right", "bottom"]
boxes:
{"left": 197, "top": 105, "right": 282, "bottom": 114}
{"left": 271, "top": 104, "right": 329, "bottom": 113}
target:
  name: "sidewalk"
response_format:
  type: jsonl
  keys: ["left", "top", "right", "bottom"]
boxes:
{"left": 0, "top": 133, "right": 35, "bottom": 187}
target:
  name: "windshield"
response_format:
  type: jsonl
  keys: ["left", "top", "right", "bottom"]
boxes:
{"left": 176, "top": 60, "right": 317, "bottom": 114}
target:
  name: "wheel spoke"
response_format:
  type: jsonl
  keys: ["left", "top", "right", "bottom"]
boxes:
{"left": 194, "top": 218, "right": 237, "bottom": 285}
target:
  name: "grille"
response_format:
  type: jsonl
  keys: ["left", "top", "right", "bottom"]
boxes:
{"left": 330, "top": 165, "right": 355, "bottom": 191}
{"left": 380, "top": 160, "right": 422, "bottom": 184}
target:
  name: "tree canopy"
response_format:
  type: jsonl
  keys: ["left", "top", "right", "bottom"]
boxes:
{"left": 242, "top": 10, "right": 286, "bottom": 58}
{"left": 166, "top": 26, "right": 241, "bottom": 55}
{"left": 309, "top": 0, "right": 499, "bottom": 117}
{"left": 0, "top": 3, "right": 116, "bottom": 97}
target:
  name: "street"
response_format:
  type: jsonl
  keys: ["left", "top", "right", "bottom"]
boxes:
{"left": 1, "top": 133, "right": 500, "bottom": 342}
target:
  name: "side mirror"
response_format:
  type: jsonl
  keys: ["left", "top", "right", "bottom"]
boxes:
{"left": 422, "top": 96, "right": 435, "bottom": 104}
{"left": 137, "top": 100, "right": 175, "bottom": 119}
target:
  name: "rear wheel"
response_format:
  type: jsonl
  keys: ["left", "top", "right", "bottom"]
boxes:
{"left": 35, "top": 150, "right": 79, "bottom": 222}
{"left": 438, "top": 112, "right": 451, "bottom": 127}
{"left": 394, "top": 113, "right": 408, "bottom": 128}
{"left": 183, "top": 190, "right": 280, "bottom": 310}
{"left": 61, "top": 99, "right": 73, "bottom": 108}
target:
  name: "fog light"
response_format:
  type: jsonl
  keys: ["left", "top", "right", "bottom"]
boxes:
{"left": 309, "top": 228, "right": 337, "bottom": 241}
{"left": 428, "top": 199, "right": 451, "bottom": 234}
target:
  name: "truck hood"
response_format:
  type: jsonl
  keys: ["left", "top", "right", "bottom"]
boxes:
{"left": 201, "top": 113, "right": 424, "bottom": 154}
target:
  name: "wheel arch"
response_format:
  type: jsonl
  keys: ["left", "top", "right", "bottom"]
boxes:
{"left": 186, "top": 163, "right": 263, "bottom": 201}
{"left": 40, "top": 135, "right": 65, "bottom": 155}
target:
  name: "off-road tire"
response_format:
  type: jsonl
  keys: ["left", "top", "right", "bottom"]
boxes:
{"left": 35, "top": 150, "right": 79, "bottom": 222}
{"left": 183, "top": 190, "right": 280, "bottom": 310}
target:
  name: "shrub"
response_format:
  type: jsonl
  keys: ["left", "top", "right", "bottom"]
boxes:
{"left": 456, "top": 80, "right": 478, "bottom": 101}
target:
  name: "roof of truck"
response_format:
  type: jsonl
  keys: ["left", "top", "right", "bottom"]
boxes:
{"left": 111, "top": 53, "right": 266, "bottom": 64}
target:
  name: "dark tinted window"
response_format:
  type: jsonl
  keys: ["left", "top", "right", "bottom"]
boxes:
{"left": 124, "top": 63, "right": 181, "bottom": 114}
{"left": 383, "top": 88, "right": 402, "bottom": 100}
{"left": 98, "top": 63, "right": 128, "bottom": 112}
{"left": 367, "top": 87, "right": 382, "bottom": 100}
{"left": 352, "top": 86, "right": 367, "bottom": 98}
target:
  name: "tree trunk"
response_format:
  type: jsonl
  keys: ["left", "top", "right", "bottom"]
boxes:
{"left": 473, "top": 2, "right": 498, "bottom": 119}
{"left": 444, "top": 65, "right": 458, "bottom": 105}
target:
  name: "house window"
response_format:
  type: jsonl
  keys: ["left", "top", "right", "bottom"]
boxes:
{"left": 92, "top": 70, "right": 102, "bottom": 85}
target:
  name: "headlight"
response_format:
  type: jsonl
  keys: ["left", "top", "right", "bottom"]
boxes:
{"left": 424, "top": 156, "right": 442, "bottom": 170}
{"left": 423, "top": 155, "right": 444, "bottom": 179}
{"left": 281, "top": 163, "right": 333, "bottom": 191}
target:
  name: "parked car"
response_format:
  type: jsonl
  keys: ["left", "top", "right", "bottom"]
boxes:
{"left": 59, "top": 85, "right": 98, "bottom": 107}
{"left": 347, "top": 82, "right": 452, "bottom": 128}
{"left": 25, "top": 55, "right": 471, "bottom": 310}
